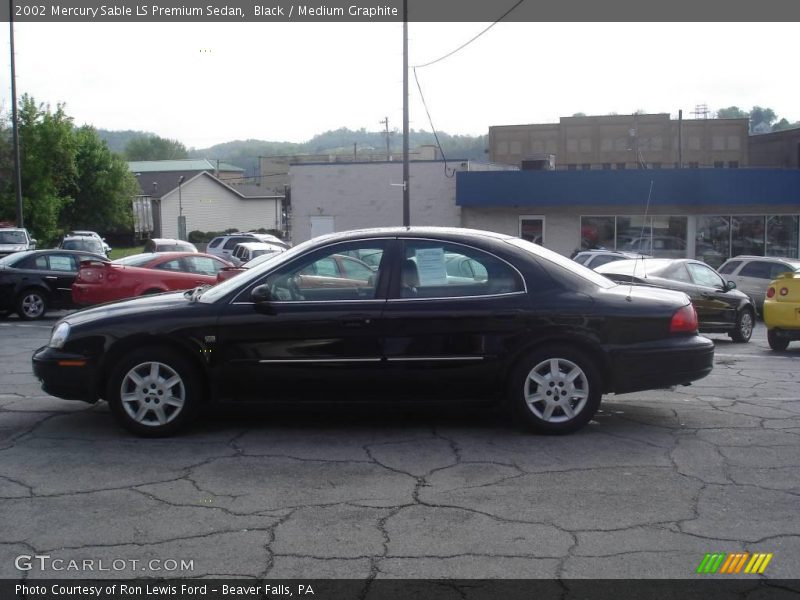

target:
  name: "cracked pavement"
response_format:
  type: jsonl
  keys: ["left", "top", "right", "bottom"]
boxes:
{"left": 1, "top": 314, "right": 799, "bottom": 580}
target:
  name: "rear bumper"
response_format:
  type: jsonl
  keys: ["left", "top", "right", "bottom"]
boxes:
{"left": 609, "top": 335, "right": 715, "bottom": 394}
{"left": 32, "top": 346, "right": 99, "bottom": 403}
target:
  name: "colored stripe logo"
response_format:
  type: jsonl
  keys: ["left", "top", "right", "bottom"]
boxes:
{"left": 696, "top": 553, "right": 773, "bottom": 574}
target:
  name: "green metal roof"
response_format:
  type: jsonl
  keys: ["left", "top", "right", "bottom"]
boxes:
{"left": 128, "top": 159, "right": 244, "bottom": 173}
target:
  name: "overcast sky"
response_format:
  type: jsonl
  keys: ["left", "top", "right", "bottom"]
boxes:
{"left": 1, "top": 22, "right": 798, "bottom": 149}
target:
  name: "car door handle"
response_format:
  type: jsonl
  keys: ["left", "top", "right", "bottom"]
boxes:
{"left": 340, "top": 315, "right": 372, "bottom": 327}
{"left": 44, "top": 275, "right": 58, "bottom": 280}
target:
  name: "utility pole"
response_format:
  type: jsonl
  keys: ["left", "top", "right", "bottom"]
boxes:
{"left": 380, "top": 117, "right": 392, "bottom": 160}
{"left": 10, "top": 4, "right": 24, "bottom": 227}
{"left": 402, "top": 0, "right": 410, "bottom": 227}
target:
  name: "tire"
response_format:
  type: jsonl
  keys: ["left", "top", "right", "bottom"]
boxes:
{"left": 767, "top": 330, "right": 790, "bottom": 352}
{"left": 16, "top": 288, "right": 48, "bottom": 320}
{"left": 106, "top": 347, "right": 200, "bottom": 437}
{"left": 729, "top": 308, "right": 754, "bottom": 343}
{"left": 508, "top": 346, "right": 602, "bottom": 434}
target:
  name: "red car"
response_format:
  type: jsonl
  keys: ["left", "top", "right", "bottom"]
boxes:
{"left": 72, "top": 252, "right": 232, "bottom": 306}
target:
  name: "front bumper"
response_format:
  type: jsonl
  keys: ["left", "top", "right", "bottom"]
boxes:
{"left": 32, "top": 346, "right": 99, "bottom": 403}
{"left": 609, "top": 335, "right": 715, "bottom": 394}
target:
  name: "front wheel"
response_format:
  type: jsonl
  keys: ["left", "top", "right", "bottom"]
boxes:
{"left": 729, "top": 308, "right": 754, "bottom": 343}
{"left": 767, "top": 330, "right": 790, "bottom": 351}
{"left": 107, "top": 347, "right": 200, "bottom": 436}
{"left": 508, "top": 346, "right": 602, "bottom": 434}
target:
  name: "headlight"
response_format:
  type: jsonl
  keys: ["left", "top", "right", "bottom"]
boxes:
{"left": 48, "top": 322, "right": 71, "bottom": 349}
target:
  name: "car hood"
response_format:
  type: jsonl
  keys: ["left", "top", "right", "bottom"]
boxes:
{"left": 62, "top": 291, "right": 193, "bottom": 327}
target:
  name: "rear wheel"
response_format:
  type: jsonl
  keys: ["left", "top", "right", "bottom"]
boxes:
{"left": 509, "top": 346, "right": 602, "bottom": 434}
{"left": 16, "top": 288, "right": 48, "bottom": 320}
{"left": 767, "top": 330, "right": 790, "bottom": 351}
{"left": 729, "top": 308, "right": 754, "bottom": 343}
{"left": 107, "top": 347, "right": 200, "bottom": 436}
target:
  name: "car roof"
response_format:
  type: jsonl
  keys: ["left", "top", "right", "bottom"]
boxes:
{"left": 309, "top": 226, "right": 515, "bottom": 245}
{"left": 235, "top": 241, "right": 284, "bottom": 249}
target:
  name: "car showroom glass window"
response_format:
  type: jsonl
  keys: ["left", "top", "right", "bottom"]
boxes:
{"left": 508, "top": 237, "right": 615, "bottom": 289}
{"left": 400, "top": 241, "right": 522, "bottom": 299}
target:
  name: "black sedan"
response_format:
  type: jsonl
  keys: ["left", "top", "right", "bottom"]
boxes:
{"left": 0, "top": 250, "right": 109, "bottom": 320}
{"left": 33, "top": 227, "right": 714, "bottom": 436}
{"left": 595, "top": 258, "right": 756, "bottom": 343}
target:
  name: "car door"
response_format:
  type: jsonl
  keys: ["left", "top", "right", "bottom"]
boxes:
{"left": 685, "top": 261, "right": 738, "bottom": 327}
{"left": 214, "top": 239, "right": 394, "bottom": 403}
{"left": 39, "top": 252, "right": 80, "bottom": 308}
{"left": 380, "top": 238, "right": 528, "bottom": 402}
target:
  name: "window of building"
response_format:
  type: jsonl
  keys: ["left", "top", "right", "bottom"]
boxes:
{"left": 580, "top": 217, "right": 616, "bottom": 251}
{"left": 602, "top": 163, "right": 612, "bottom": 170}
{"left": 567, "top": 164, "right": 577, "bottom": 171}
{"left": 519, "top": 216, "right": 545, "bottom": 245}
{"left": 650, "top": 162, "right": 662, "bottom": 169}
{"left": 731, "top": 216, "right": 766, "bottom": 257}
{"left": 696, "top": 216, "right": 730, "bottom": 269}
{"left": 728, "top": 161, "right": 739, "bottom": 168}
{"left": 766, "top": 215, "right": 799, "bottom": 258}
{"left": 689, "top": 162, "right": 699, "bottom": 169}
{"left": 714, "top": 161, "right": 724, "bottom": 168}
{"left": 616, "top": 162, "right": 626, "bottom": 170}
{"left": 581, "top": 163, "right": 591, "bottom": 170}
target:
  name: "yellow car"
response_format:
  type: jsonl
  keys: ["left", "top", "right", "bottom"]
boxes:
{"left": 764, "top": 272, "right": 800, "bottom": 350}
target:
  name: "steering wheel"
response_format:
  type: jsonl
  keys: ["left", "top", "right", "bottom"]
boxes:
{"left": 287, "top": 275, "right": 304, "bottom": 300}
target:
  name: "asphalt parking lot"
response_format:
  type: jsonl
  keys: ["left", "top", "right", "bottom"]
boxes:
{"left": 1, "top": 312, "right": 799, "bottom": 580}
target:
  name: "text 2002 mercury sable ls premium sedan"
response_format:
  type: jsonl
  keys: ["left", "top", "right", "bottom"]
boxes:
{"left": 33, "top": 227, "right": 714, "bottom": 437}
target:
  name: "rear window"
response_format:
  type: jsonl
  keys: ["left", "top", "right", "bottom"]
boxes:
{"left": 114, "top": 254, "right": 157, "bottom": 267}
{"left": 509, "top": 238, "right": 615, "bottom": 289}
{"left": 718, "top": 260, "right": 741, "bottom": 275}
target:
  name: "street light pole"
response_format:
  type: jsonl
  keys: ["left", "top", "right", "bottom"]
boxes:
{"left": 402, "top": 0, "right": 410, "bottom": 227}
{"left": 177, "top": 175, "right": 185, "bottom": 240}
{"left": 10, "top": 2, "right": 24, "bottom": 227}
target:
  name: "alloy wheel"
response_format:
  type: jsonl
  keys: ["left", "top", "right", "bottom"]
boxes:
{"left": 120, "top": 361, "right": 186, "bottom": 427}
{"left": 524, "top": 358, "right": 589, "bottom": 423}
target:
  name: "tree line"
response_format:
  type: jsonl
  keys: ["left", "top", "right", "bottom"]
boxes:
{"left": 0, "top": 96, "right": 139, "bottom": 246}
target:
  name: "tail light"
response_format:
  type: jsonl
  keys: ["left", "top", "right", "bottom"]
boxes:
{"left": 670, "top": 304, "right": 698, "bottom": 334}
{"left": 77, "top": 261, "right": 118, "bottom": 283}
{"left": 767, "top": 287, "right": 776, "bottom": 298}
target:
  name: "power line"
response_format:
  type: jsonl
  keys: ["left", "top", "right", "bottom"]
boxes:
{"left": 411, "top": 0, "right": 526, "bottom": 69}
{"left": 413, "top": 68, "right": 454, "bottom": 178}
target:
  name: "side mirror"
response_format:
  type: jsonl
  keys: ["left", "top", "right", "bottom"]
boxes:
{"left": 726, "top": 280, "right": 737, "bottom": 291}
{"left": 30, "top": 239, "right": 37, "bottom": 248}
{"left": 251, "top": 284, "right": 272, "bottom": 303}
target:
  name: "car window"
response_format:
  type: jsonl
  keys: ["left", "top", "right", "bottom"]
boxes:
{"left": 399, "top": 241, "right": 522, "bottom": 299}
{"left": 49, "top": 255, "right": 77, "bottom": 272}
{"left": 573, "top": 254, "right": 590, "bottom": 265}
{"left": 664, "top": 263, "right": 692, "bottom": 283}
{"left": 0, "top": 230, "right": 27, "bottom": 244}
{"left": 687, "top": 263, "right": 725, "bottom": 289}
{"left": 208, "top": 237, "right": 223, "bottom": 249}
{"left": 340, "top": 256, "right": 373, "bottom": 280}
{"left": 769, "top": 263, "right": 794, "bottom": 279}
{"left": 34, "top": 255, "right": 49, "bottom": 270}
{"left": 717, "top": 260, "right": 741, "bottom": 275}
{"left": 115, "top": 254, "right": 157, "bottom": 267}
{"left": 223, "top": 236, "right": 251, "bottom": 250}
{"left": 590, "top": 255, "right": 624, "bottom": 268}
{"left": 154, "top": 259, "right": 184, "bottom": 272}
{"left": 739, "top": 261, "right": 773, "bottom": 279}
{"left": 184, "top": 256, "right": 224, "bottom": 276}
{"left": 263, "top": 241, "right": 387, "bottom": 302}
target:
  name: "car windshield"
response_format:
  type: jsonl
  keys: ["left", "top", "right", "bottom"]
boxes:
{"left": 200, "top": 238, "right": 319, "bottom": 303}
{"left": 0, "top": 230, "right": 26, "bottom": 244}
{"left": 508, "top": 237, "right": 615, "bottom": 289}
{"left": 61, "top": 239, "right": 103, "bottom": 252}
{"left": 113, "top": 253, "right": 158, "bottom": 267}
